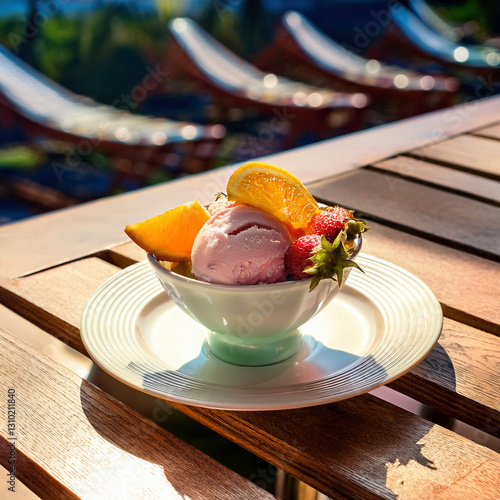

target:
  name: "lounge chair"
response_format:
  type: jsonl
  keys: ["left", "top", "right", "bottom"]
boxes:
{"left": 0, "top": 44, "right": 225, "bottom": 179}
{"left": 253, "top": 11, "right": 459, "bottom": 119}
{"left": 365, "top": 4, "right": 500, "bottom": 77}
{"left": 407, "top": 0, "right": 480, "bottom": 44}
{"left": 165, "top": 17, "right": 369, "bottom": 146}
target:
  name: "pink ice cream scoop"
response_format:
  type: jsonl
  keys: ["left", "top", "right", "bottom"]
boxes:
{"left": 191, "top": 205, "right": 292, "bottom": 285}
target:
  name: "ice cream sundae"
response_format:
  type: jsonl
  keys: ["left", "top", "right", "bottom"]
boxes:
{"left": 124, "top": 162, "right": 369, "bottom": 365}
{"left": 125, "top": 161, "right": 369, "bottom": 291}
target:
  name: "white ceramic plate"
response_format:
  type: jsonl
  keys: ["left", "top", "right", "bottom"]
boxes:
{"left": 81, "top": 254, "right": 442, "bottom": 410}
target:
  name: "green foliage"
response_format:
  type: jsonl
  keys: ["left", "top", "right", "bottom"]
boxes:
{"left": 0, "top": 18, "right": 25, "bottom": 50}
{"left": 435, "top": 0, "right": 500, "bottom": 35}
{"left": 0, "top": 4, "right": 171, "bottom": 104}
{"left": 0, "top": 146, "right": 45, "bottom": 170}
{"left": 197, "top": 0, "right": 271, "bottom": 56}
{"left": 155, "top": 0, "right": 190, "bottom": 20}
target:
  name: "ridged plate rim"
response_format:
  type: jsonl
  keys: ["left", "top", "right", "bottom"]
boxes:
{"left": 80, "top": 254, "right": 443, "bottom": 410}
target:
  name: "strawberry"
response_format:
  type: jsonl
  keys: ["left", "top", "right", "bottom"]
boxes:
{"left": 313, "top": 206, "right": 354, "bottom": 241}
{"left": 286, "top": 230, "right": 366, "bottom": 291}
{"left": 285, "top": 204, "right": 370, "bottom": 290}
{"left": 285, "top": 234, "right": 322, "bottom": 280}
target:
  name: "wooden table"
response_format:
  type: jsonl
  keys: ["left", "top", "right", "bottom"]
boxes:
{"left": 1, "top": 94, "right": 500, "bottom": 499}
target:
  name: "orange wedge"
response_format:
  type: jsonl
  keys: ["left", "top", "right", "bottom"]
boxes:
{"left": 227, "top": 162, "right": 320, "bottom": 233}
{"left": 125, "top": 200, "right": 210, "bottom": 261}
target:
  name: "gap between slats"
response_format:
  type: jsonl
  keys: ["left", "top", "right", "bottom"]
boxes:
{"left": 469, "top": 123, "right": 500, "bottom": 142}
{"left": 366, "top": 157, "right": 500, "bottom": 207}
{"left": 307, "top": 169, "right": 500, "bottom": 336}
{"left": 166, "top": 396, "right": 500, "bottom": 500}
{"left": 309, "top": 169, "right": 500, "bottom": 263}
{"left": 406, "top": 135, "right": 500, "bottom": 181}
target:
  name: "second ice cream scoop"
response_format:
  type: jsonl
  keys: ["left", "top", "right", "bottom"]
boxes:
{"left": 191, "top": 204, "right": 292, "bottom": 285}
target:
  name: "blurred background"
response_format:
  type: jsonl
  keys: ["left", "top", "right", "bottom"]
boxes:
{"left": 1, "top": 0, "right": 499, "bottom": 225}
{"left": 1, "top": 2, "right": 500, "bottom": 496}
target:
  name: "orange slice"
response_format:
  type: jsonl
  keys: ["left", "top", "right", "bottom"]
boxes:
{"left": 227, "top": 162, "right": 320, "bottom": 233}
{"left": 125, "top": 200, "right": 210, "bottom": 261}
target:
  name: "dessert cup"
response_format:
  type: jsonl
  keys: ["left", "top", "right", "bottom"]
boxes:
{"left": 148, "top": 235, "right": 362, "bottom": 366}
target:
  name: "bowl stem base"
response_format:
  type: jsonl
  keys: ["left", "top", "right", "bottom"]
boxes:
{"left": 207, "top": 329, "right": 303, "bottom": 366}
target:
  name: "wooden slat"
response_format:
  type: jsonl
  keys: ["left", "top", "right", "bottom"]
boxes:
{"left": 2, "top": 95, "right": 500, "bottom": 281}
{"left": 471, "top": 123, "right": 500, "bottom": 141}
{"left": 0, "top": 303, "right": 93, "bottom": 379}
{"left": 1, "top": 465, "right": 41, "bottom": 499}
{"left": 169, "top": 395, "right": 500, "bottom": 500}
{"left": 370, "top": 156, "right": 500, "bottom": 206}
{"left": 356, "top": 221, "right": 500, "bottom": 335}
{"left": 106, "top": 242, "right": 147, "bottom": 268}
{"left": 408, "top": 135, "right": 500, "bottom": 179}
{"left": 0, "top": 327, "right": 275, "bottom": 500}
{"left": 0, "top": 258, "right": 120, "bottom": 354}
{"left": 309, "top": 169, "right": 500, "bottom": 262}
{"left": 389, "top": 317, "right": 500, "bottom": 437}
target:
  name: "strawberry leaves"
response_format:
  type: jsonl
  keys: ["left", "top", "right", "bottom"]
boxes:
{"left": 304, "top": 221, "right": 365, "bottom": 292}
